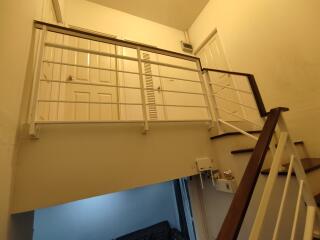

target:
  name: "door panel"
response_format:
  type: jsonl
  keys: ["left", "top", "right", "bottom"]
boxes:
{"left": 74, "top": 91, "right": 90, "bottom": 121}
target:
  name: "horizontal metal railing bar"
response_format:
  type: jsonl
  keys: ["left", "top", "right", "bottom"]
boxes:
{"left": 34, "top": 20, "right": 200, "bottom": 62}
{"left": 147, "top": 103, "right": 208, "bottom": 108}
{"left": 203, "top": 68, "right": 251, "bottom": 77}
{"left": 140, "top": 59, "right": 199, "bottom": 72}
{"left": 43, "top": 60, "right": 201, "bottom": 83}
{"left": 45, "top": 42, "right": 138, "bottom": 62}
{"left": 38, "top": 99, "right": 142, "bottom": 105}
{"left": 39, "top": 79, "right": 205, "bottom": 96}
{"left": 40, "top": 78, "right": 141, "bottom": 90}
{"left": 143, "top": 73, "right": 200, "bottom": 83}
{"left": 37, "top": 99, "right": 207, "bottom": 108}
{"left": 210, "top": 82, "right": 252, "bottom": 94}
{"left": 45, "top": 42, "right": 199, "bottom": 73}
{"left": 215, "top": 106, "right": 262, "bottom": 127}
{"left": 43, "top": 60, "right": 139, "bottom": 76}
{"left": 218, "top": 119, "right": 259, "bottom": 141}
{"left": 34, "top": 119, "right": 211, "bottom": 124}
{"left": 212, "top": 94, "right": 258, "bottom": 110}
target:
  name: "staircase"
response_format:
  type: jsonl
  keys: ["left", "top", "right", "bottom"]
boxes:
{"left": 210, "top": 128, "right": 320, "bottom": 239}
{"left": 208, "top": 108, "right": 320, "bottom": 240}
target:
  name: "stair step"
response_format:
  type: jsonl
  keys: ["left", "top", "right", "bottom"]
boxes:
{"left": 230, "top": 141, "right": 304, "bottom": 155}
{"left": 210, "top": 130, "right": 262, "bottom": 140}
{"left": 261, "top": 158, "right": 320, "bottom": 176}
{"left": 231, "top": 148, "right": 258, "bottom": 154}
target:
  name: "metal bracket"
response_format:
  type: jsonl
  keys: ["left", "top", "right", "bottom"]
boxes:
{"left": 196, "top": 157, "right": 217, "bottom": 189}
{"left": 29, "top": 123, "right": 40, "bottom": 139}
{"left": 142, "top": 125, "right": 149, "bottom": 134}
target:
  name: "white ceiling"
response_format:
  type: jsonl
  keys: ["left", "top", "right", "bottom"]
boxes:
{"left": 87, "top": 0, "right": 209, "bottom": 30}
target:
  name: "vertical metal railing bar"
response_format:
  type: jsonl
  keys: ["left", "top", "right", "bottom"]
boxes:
{"left": 28, "top": 26, "right": 47, "bottom": 136}
{"left": 47, "top": 35, "right": 57, "bottom": 121}
{"left": 249, "top": 131, "right": 288, "bottom": 240}
{"left": 203, "top": 71, "right": 223, "bottom": 133}
{"left": 290, "top": 180, "right": 304, "bottom": 240}
{"left": 114, "top": 44, "right": 121, "bottom": 120}
{"left": 303, "top": 206, "right": 316, "bottom": 240}
{"left": 56, "top": 34, "right": 65, "bottom": 121}
{"left": 196, "top": 61, "right": 214, "bottom": 128}
{"left": 272, "top": 155, "right": 295, "bottom": 240}
{"left": 137, "top": 47, "right": 149, "bottom": 132}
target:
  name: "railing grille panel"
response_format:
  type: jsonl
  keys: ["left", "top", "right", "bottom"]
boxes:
{"left": 30, "top": 24, "right": 211, "bottom": 129}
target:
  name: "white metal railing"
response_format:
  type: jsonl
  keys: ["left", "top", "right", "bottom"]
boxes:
{"left": 29, "top": 22, "right": 218, "bottom": 136}
{"left": 248, "top": 114, "right": 320, "bottom": 240}
{"left": 29, "top": 21, "right": 268, "bottom": 139}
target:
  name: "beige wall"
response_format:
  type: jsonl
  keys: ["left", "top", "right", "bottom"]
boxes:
{"left": 0, "top": 1, "right": 38, "bottom": 238}
{"left": 0, "top": 0, "right": 60, "bottom": 238}
{"left": 188, "top": 0, "right": 320, "bottom": 156}
{"left": 64, "top": 0, "right": 187, "bottom": 53}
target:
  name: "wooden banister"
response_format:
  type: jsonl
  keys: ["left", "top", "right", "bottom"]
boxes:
{"left": 202, "top": 68, "right": 267, "bottom": 117}
{"left": 216, "top": 107, "right": 289, "bottom": 240}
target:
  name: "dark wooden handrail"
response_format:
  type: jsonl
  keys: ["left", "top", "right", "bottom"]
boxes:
{"left": 202, "top": 68, "right": 267, "bottom": 117}
{"left": 216, "top": 107, "right": 289, "bottom": 240}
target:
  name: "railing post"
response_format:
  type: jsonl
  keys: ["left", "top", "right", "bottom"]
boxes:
{"left": 28, "top": 25, "right": 47, "bottom": 137}
{"left": 202, "top": 70, "right": 223, "bottom": 133}
{"left": 249, "top": 131, "right": 288, "bottom": 240}
{"left": 291, "top": 180, "right": 304, "bottom": 240}
{"left": 272, "top": 155, "right": 295, "bottom": 240}
{"left": 137, "top": 47, "right": 149, "bottom": 133}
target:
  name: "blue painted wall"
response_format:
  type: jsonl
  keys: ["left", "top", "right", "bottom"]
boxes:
{"left": 33, "top": 181, "right": 180, "bottom": 240}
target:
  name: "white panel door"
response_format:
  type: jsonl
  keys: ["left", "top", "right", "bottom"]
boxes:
{"left": 63, "top": 36, "right": 119, "bottom": 121}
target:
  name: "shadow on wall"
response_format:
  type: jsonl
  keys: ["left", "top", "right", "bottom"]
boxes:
{"left": 33, "top": 181, "right": 180, "bottom": 240}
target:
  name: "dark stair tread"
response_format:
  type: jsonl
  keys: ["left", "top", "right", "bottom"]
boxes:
{"left": 261, "top": 158, "right": 320, "bottom": 176}
{"left": 231, "top": 148, "right": 258, "bottom": 154}
{"left": 231, "top": 141, "right": 304, "bottom": 155}
{"left": 210, "top": 130, "right": 262, "bottom": 140}
{"left": 315, "top": 193, "right": 320, "bottom": 207}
